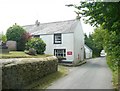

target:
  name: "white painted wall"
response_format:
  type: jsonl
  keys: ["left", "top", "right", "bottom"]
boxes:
{"left": 39, "top": 20, "right": 84, "bottom": 63}
{"left": 74, "top": 20, "right": 84, "bottom": 64}
{"left": 85, "top": 46, "right": 92, "bottom": 59}
{"left": 40, "top": 33, "right": 74, "bottom": 62}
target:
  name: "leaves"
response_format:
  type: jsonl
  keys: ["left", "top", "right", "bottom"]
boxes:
{"left": 68, "top": 2, "right": 120, "bottom": 32}
{"left": 1, "top": 35, "right": 7, "bottom": 43}
{"left": 68, "top": 2, "right": 120, "bottom": 89}
{"left": 84, "top": 33, "right": 102, "bottom": 57}
{"left": 6, "top": 24, "right": 28, "bottom": 51}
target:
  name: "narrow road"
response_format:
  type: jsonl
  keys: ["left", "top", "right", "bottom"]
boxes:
{"left": 47, "top": 57, "right": 113, "bottom": 89}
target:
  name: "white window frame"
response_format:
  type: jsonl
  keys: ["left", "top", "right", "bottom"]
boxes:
{"left": 54, "top": 49, "right": 66, "bottom": 58}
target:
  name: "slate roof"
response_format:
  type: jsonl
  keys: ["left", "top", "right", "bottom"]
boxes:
{"left": 23, "top": 19, "right": 78, "bottom": 35}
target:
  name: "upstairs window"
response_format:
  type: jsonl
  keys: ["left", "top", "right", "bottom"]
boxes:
{"left": 54, "top": 33, "right": 62, "bottom": 44}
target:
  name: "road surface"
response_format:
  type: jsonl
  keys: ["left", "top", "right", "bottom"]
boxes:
{"left": 47, "top": 57, "right": 113, "bottom": 89}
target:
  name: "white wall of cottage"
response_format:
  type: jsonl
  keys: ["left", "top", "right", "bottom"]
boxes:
{"left": 73, "top": 20, "right": 84, "bottom": 63}
{"left": 40, "top": 33, "right": 74, "bottom": 62}
{"left": 38, "top": 20, "right": 84, "bottom": 63}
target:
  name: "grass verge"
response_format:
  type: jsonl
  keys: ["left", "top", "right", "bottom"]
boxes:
{"left": 25, "top": 65, "right": 68, "bottom": 89}
{"left": 112, "top": 70, "right": 119, "bottom": 90}
{"left": 106, "top": 56, "right": 119, "bottom": 91}
{"left": 0, "top": 51, "right": 51, "bottom": 59}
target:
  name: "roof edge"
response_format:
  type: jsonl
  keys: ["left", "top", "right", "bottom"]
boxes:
{"left": 22, "top": 19, "right": 76, "bottom": 27}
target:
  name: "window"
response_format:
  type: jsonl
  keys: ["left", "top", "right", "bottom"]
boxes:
{"left": 54, "top": 49, "right": 66, "bottom": 58}
{"left": 54, "top": 33, "right": 62, "bottom": 44}
{"left": 34, "top": 35, "right": 40, "bottom": 38}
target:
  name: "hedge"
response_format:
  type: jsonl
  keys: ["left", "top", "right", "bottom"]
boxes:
{"left": 2, "top": 56, "right": 58, "bottom": 89}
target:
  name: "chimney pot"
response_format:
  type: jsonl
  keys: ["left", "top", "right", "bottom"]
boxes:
{"left": 35, "top": 20, "right": 40, "bottom": 26}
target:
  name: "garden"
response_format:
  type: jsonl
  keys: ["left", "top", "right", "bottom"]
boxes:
{"left": 0, "top": 24, "right": 68, "bottom": 89}
{"left": 0, "top": 24, "right": 46, "bottom": 58}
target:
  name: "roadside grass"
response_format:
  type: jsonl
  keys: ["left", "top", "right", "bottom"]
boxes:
{"left": 0, "top": 51, "right": 51, "bottom": 59}
{"left": 106, "top": 56, "right": 119, "bottom": 91}
{"left": 112, "top": 66, "right": 120, "bottom": 91}
{"left": 25, "top": 65, "right": 68, "bottom": 89}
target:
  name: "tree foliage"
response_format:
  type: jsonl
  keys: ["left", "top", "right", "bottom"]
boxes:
{"left": 84, "top": 31, "right": 103, "bottom": 57}
{"left": 92, "top": 27, "right": 105, "bottom": 50}
{"left": 2, "top": 35, "right": 7, "bottom": 43}
{"left": 68, "top": 2, "right": 120, "bottom": 89}
{"left": 68, "top": 2, "right": 120, "bottom": 32}
{"left": 68, "top": 1, "right": 120, "bottom": 65}
{"left": 6, "top": 24, "right": 29, "bottom": 51}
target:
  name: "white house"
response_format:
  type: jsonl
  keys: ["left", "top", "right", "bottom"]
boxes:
{"left": 23, "top": 19, "right": 84, "bottom": 64}
{"left": 84, "top": 44, "right": 92, "bottom": 59}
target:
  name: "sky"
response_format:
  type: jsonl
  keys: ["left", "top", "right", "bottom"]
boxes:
{"left": 0, "top": 0, "right": 94, "bottom": 35}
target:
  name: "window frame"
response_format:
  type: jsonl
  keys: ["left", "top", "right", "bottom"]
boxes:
{"left": 54, "top": 49, "right": 66, "bottom": 58}
{"left": 54, "top": 33, "right": 62, "bottom": 44}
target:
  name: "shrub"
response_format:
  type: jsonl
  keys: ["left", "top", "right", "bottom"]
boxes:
{"left": 1, "top": 35, "right": 8, "bottom": 50}
{"left": 26, "top": 38, "right": 46, "bottom": 54}
{"left": 2, "top": 35, "right": 7, "bottom": 43}
{"left": 6, "top": 24, "right": 30, "bottom": 51}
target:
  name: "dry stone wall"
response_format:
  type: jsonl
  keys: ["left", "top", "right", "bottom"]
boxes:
{"left": 1, "top": 56, "right": 58, "bottom": 89}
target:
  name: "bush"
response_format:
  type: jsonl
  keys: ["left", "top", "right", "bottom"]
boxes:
{"left": 2, "top": 35, "right": 7, "bottom": 43}
{"left": 6, "top": 24, "right": 30, "bottom": 51}
{"left": 26, "top": 38, "right": 46, "bottom": 54}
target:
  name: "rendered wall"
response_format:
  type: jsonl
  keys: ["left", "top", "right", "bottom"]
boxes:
{"left": 74, "top": 20, "right": 84, "bottom": 64}
{"left": 40, "top": 33, "right": 74, "bottom": 62}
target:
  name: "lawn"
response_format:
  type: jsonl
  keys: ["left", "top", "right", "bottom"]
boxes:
{"left": 0, "top": 51, "right": 51, "bottom": 59}
{"left": 25, "top": 65, "right": 68, "bottom": 89}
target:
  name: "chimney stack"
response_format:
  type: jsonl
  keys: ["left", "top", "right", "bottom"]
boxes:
{"left": 35, "top": 20, "right": 40, "bottom": 26}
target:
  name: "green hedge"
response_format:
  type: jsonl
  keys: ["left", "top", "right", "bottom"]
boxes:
{"left": 2, "top": 56, "right": 58, "bottom": 89}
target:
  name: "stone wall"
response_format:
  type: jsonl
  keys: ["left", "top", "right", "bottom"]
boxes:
{"left": 1, "top": 56, "right": 58, "bottom": 89}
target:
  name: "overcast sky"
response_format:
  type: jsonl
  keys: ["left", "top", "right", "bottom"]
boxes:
{"left": 0, "top": 0, "right": 94, "bottom": 35}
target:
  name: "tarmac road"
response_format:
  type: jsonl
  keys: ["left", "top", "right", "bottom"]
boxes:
{"left": 47, "top": 57, "right": 113, "bottom": 89}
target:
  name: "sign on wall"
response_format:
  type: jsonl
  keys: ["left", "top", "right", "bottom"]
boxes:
{"left": 67, "top": 51, "right": 72, "bottom": 55}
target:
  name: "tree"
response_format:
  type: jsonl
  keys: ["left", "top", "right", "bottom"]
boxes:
{"left": 67, "top": 2, "right": 120, "bottom": 32}
{"left": 6, "top": 24, "right": 29, "bottom": 51}
{"left": 84, "top": 33, "right": 102, "bottom": 57}
{"left": 67, "top": 2, "right": 120, "bottom": 89}
{"left": 67, "top": 1, "right": 120, "bottom": 64}
{"left": 92, "top": 27, "right": 105, "bottom": 50}
{"left": 2, "top": 35, "right": 7, "bottom": 43}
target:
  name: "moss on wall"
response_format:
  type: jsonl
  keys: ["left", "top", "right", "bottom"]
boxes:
{"left": 2, "top": 56, "right": 58, "bottom": 89}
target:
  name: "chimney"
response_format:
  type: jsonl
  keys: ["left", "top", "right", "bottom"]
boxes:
{"left": 35, "top": 20, "right": 40, "bottom": 26}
